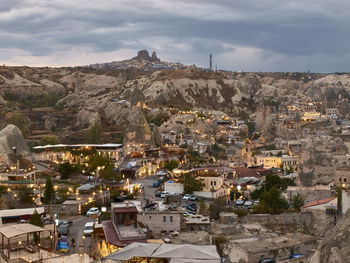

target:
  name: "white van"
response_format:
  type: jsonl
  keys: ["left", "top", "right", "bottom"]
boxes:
{"left": 83, "top": 222, "right": 94, "bottom": 236}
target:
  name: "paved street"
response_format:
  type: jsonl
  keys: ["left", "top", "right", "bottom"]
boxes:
{"left": 132, "top": 176, "right": 160, "bottom": 201}
{"left": 64, "top": 216, "right": 93, "bottom": 254}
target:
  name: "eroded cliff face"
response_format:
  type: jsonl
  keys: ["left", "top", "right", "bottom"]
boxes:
{"left": 1, "top": 65, "right": 350, "bottom": 143}
{"left": 310, "top": 209, "right": 350, "bottom": 263}
{"left": 299, "top": 136, "right": 349, "bottom": 186}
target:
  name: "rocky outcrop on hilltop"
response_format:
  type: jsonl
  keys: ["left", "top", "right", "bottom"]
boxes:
{"left": 0, "top": 124, "right": 31, "bottom": 165}
{"left": 310, "top": 210, "right": 350, "bottom": 263}
{"left": 299, "top": 135, "right": 349, "bottom": 186}
{"left": 132, "top": 50, "right": 160, "bottom": 62}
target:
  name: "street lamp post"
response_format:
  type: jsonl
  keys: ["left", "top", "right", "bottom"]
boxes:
{"left": 18, "top": 241, "right": 22, "bottom": 259}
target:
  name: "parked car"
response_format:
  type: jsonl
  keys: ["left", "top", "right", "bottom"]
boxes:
{"left": 182, "top": 212, "right": 192, "bottom": 217}
{"left": 83, "top": 222, "right": 95, "bottom": 236}
{"left": 186, "top": 205, "right": 196, "bottom": 212}
{"left": 58, "top": 235, "right": 69, "bottom": 253}
{"left": 153, "top": 181, "right": 161, "bottom": 188}
{"left": 244, "top": 200, "right": 253, "bottom": 206}
{"left": 155, "top": 191, "right": 162, "bottom": 197}
{"left": 158, "top": 177, "right": 165, "bottom": 183}
{"left": 156, "top": 170, "right": 169, "bottom": 176}
{"left": 183, "top": 194, "right": 191, "bottom": 200}
{"left": 86, "top": 207, "right": 100, "bottom": 217}
{"left": 290, "top": 254, "right": 306, "bottom": 259}
{"left": 258, "top": 259, "right": 276, "bottom": 263}
{"left": 58, "top": 219, "right": 73, "bottom": 226}
{"left": 188, "top": 196, "right": 198, "bottom": 201}
{"left": 185, "top": 209, "right": 195, "bottom": 215}
{"left": 160, "top": 191, "right": 169, "bottom": 198}
{"left": 58, "top": 224, "right": 70, "bottom": 235}
{"left": 187, "top": 203, "right": 197, "bottom": 208}
{"left": 42, "top": 217, "right": 54, "bottom": 225}
{"left": 235, "top": 199, "right": 244, "bottom": 205}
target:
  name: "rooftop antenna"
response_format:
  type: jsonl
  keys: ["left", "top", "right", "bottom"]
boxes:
{"left": 209, "top": 54, "right": 213, "bottom": 70}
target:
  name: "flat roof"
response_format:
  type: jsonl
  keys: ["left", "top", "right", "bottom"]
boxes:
{"left": 33, "top": 143, "right": 122, "bottom": 150}
{"left": 101, "top": 220, "right": 146, "bottom": 247}
{"left": 0, "top": 223, "right": 48, "bottom": 239}
{"left": 0, "top": 207, "right": 45, "bottom": 218}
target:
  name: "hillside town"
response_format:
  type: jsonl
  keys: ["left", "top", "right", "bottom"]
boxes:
{"left": 0, "top": 44, "right": 349, "bottom": 263}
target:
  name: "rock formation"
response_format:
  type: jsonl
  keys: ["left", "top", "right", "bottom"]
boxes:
{"left": 123, "top": 107, "right": 153, "bottom": 145}
{"left": 310, "top": 210, "right": 350, "bottom": 263}
{"left": 0, "top": 124, "right": 31, "bottom": 165}
{"left": 298, "top": 135, "right": 349, "bottom": 186}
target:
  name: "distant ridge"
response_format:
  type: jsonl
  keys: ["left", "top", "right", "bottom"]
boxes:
{"left": 86, "top": 49, "right": 186, "bottom": 71}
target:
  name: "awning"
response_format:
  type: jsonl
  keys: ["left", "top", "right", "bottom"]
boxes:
{"left": 77, "top": 183, "right": 95, "bottom": 191}
{"left": 105, "top": 242, "right": 161, "bottom": 260}
{"left": 170, "top": 259, "right": 220, "bottom": 263}
{"left": 0, "top": 207, "right": 45, "bottom": 218}
{"left": 33, "top": 143, "right": 122, "bottom": 149}
{"left": 152, "top": 244, "right": 220, "bottom": 260}
{"left": 104, "top": 243, "right": 220, "bottom": 261}
{"left": 0, "top": 223, "right": 47, "bottom": 239}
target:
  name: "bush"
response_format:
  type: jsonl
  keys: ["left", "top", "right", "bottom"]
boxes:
{"left": 164, "top": 160, "right": 179, "bottom": 171}
{"left": 86, "top": 122, "right": 102, "bottom": 144}
{"left": 145, "top": 112, "right": 170, "bottom": 126}
{"left": 232, "top": 208, "right": 248, "bottom": 217}
{"left": 40, "top": 136, "right": 59, "bottom": 146}
{"left": 58, "top": 162, "right": 81, "bottom": 179}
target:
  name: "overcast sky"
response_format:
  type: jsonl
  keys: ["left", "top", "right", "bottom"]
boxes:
{"left": 0, "top": 0, "right": 349, "bottom": 72}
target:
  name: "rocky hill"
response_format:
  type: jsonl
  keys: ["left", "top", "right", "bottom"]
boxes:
{"left": 310, "top": 209, "right": 350, "bottom": 263}
{"left": 1, "top": 52, "right": 350, "bottom": 144}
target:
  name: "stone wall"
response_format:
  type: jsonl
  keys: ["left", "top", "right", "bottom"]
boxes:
{"left": 211, "top": 221, "right": 244, "bottom": 236}
{"left": 239, "top": 212, "right": 313, "bottom": 230}
{"left": 43, "top": 203, "right": 80, "bottom": 215}
{"left": 286, "top": 186, "right": 334, "bottom": 203}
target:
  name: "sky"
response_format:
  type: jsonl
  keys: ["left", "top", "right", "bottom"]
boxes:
{"left": 0, "top": 0, "right": 349, "bottom": 72}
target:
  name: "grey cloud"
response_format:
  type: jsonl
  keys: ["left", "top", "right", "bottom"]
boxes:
{"left": 0, "top": 0, "right": 349, "bottom": 72}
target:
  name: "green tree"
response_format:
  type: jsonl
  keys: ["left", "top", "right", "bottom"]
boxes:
{"left": 88, "top": 155, "right": 111, "bottom": 172}
{"left": 58, "top": 162, "right": 75, "bottom": 179}
{"left": 179, "top": 173, "right": 203, "bottom": 194}
{"left": 86, "top": 122, "right": 102, "bottom": 144}
{"left": 186, "top": 149, "right": 203, "bottom": 164}
{"left": 29, "top": 210, "right": 43, "bottom": 244}
{"left": 258, "top": 187, "right": 289, "bottom": 213}
{"left": 0, "top": 185, "right": 7, "bottom": 197}
{"left": 252, "top": 174, "right": 296, "bottom": 201}
{"left": 290, "top": 193, "right": 305, "bottom": 212}
{"left": 99, "top": 164, "right": 120, "bottom": 181}
{"left": 245, "top": 121, "right": 255, "bottom": 136}
{"left": 209, "top": 198, "right": 226, "bottom": 220}
{"left": 42, "top": 177, "right": 55, "bottom": 205}
{"left": 336, "top": 186, "right": 342, "bottom": 211}
{"left": 145, "top": 112, "right": 170, "bottom": 126}
{"left": 265, "top": 174, "right": 295, "bottom": 192}
{"left": 19, "top": 187, "right": 34, "bottom": 204}
{"left": 40, "top": 136, "right": 59, "bottom": 146}
{"left": 164, "top": 160, "right": 179, "bottom": 171}
{"left": 8, "top": 113, "right": 26, "bottom": 137}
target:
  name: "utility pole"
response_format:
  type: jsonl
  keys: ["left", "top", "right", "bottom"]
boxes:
{"left": 209, "top": 54, "right": 212, "bottom": 71}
